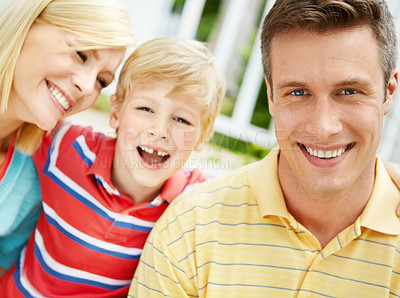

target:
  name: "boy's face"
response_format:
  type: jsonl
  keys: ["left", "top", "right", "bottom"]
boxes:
{"left": 110, "top": 82, "right": 204, "bottom": 197}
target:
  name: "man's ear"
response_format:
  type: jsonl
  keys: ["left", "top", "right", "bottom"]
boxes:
{"left": 384, "top": 70, "right": 399, "bottom": 115}
{"left": 265, "top": 77, "right": 274, "bottom": 117}
{"left": 109, "top": 94, "right": 120, "bottom": 129}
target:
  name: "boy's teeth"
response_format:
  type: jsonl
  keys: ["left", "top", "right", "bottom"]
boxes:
{"left": 305, "top": 146, "right": 346, "bottom": 159}
{"left": 142, "top": 147, "right": 154, "bottom": 154}
{"left": 49, "top": 86, "right": 69, "bottom": 110}
{"left": 157, "top": 151, "right": 168, "bottom": 157}
{"left": 139, "top": 146, "right": 168, "bottom": 156}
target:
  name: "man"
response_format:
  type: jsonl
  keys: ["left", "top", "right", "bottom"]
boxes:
{"left": 130, "top": 0, "right": 400, "bottom": 296}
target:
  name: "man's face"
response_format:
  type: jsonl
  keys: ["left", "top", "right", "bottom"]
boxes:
{"left": 267, "top": 26, "right": 398, "bottom": 196}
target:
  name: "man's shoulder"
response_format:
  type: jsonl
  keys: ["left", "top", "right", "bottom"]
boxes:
{"left": 169, "top": 160, "right": 262, "bottom": 211}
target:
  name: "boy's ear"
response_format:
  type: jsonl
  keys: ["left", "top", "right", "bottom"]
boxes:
{"left": 109, "top": 94, "right": 120, "bottom": 129}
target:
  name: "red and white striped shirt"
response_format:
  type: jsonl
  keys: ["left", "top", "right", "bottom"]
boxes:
{"left": 0, "top": 122, "right": 206, "bottom": 297}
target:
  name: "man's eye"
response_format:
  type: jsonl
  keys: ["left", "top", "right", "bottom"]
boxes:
{"left": 291, "top": 90, "right": 306, "bottom": 96}
{"left": 76, "top": 51, "right": 87, "bottom": 62}
{"left": 340, "top": 89, "right": 357, "bottom": 95}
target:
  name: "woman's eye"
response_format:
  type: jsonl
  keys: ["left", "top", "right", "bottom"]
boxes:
{"left": 97, "top": 77, "right": 107, "bottom": 88}
{"left": 76, "top": 51, "right": 87, "bottom": 62}
{"left": 174, "top": 117, "right": 191, "bottom": 125}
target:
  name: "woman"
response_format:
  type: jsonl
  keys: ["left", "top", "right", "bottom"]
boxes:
{"left": 0, "top": 0, "right": 134, "bottom": 275}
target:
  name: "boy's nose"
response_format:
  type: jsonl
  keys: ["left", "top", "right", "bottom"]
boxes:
{"left": 148, "top": 119, "right": 169, "bottom": 140}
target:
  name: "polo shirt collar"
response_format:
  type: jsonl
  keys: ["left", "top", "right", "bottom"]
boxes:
{"left": 249, "top": 147, "right": 400, "bottom": 235}
{"left": 87, "top": 136, "right": 120, "bottom": 196}
{"left": 248, "top": 146, "right": 289, "bottom": 218}
{"left": 360, "top": 157, "right": 400, "bottom": 235}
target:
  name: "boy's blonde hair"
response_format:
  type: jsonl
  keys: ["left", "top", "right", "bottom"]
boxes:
{"left": 0, "top": 0, "right": 135, "bottom": 154}
{"left": 114, "top": 37, "right": 226, "bottom": 146}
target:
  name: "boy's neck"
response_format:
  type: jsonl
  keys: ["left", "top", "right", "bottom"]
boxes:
{"left": 130, "top": 186, "right": 163, "bottom": 205}
{"left": 111, "top": 164, "right": 164, "bottom": 205}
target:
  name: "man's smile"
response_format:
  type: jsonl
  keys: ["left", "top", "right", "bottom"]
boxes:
{"left": 299, "top": 143, "right": 355, "bottom": 159}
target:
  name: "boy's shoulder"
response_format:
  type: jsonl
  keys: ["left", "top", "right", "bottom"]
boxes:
{"left": 55, "top": 122, "right": 102, "bottom": 143}
{"left": 35, "top": 122, "right": 114, "bottom": 167}
{"left": 47, "top": 122, "right": 113, "bottom": 153}
{"left": 159, "top": 168, "right": 207, "bottom": 204}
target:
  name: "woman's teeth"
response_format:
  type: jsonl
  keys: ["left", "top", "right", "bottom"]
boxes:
{"left": 49, "top": 86, "right": 69, "bottom": 110}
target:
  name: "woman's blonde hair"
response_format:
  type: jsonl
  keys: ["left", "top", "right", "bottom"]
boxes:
{"left": 114, "top": 37, "right": 226, "bottom": 146}
{"left": 0, "top": 0, "right": 135, "bottom": 153}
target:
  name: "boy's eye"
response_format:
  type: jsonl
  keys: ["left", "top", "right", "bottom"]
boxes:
{"left": 174, "top": 117, "right": 191, "bottom": 125}
{"left": 137, "top": 106, "right": 152, "bottom": 112}
{"left": 76, "top": 51, "right": 88, "bottom": 63}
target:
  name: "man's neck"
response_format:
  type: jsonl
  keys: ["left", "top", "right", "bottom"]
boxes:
{"left": 278, "top": 156, "right": 375, "bottom": 249}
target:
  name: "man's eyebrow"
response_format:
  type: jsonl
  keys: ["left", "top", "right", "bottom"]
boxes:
{"left": 276, "top": 79, "right": 373, "bottom": 89}
{"left": 335, "top": 79, "right": 372, "bottom": 87}
{"left": 276, "top": 81, "right": 307, "bottom": 89}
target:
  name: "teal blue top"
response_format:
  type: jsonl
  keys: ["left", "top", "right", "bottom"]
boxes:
{"left": 0, "top": 148, "right": 42, "bottom": 269}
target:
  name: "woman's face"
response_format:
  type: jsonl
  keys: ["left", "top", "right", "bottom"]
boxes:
{"left": 9, "top": 21, "right": 125, "bottom": 131}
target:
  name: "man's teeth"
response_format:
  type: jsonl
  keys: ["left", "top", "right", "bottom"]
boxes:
{"left": 305, "top": 146, "right": 346, "bottom": 159}
{"left": 49, "top": 86, "right": 70, "bottom": 110}
{"left": 139, "top": 146, "right": 169, "bottom": 156}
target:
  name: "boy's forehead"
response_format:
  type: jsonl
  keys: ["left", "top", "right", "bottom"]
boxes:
{"left": 127, "top": 82, "right": 203, "bottom": 106}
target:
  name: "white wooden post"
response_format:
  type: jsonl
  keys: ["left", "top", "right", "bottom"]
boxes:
{"left": 176, "top": 0, "right": 207, "bottom": 39}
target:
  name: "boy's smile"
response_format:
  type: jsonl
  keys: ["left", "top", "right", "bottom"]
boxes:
{"left": 137, "top": 145, "right": 170, "bottom": 168}
{"left": 109, "top": 82, "right": 204, "bottom": 201}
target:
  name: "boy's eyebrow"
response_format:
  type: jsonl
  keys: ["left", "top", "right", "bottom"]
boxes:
{"left": 134, "top": 95, "right": 157, "bottom": 102}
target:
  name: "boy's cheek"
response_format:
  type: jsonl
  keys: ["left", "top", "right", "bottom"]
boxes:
{"left": 181, "top": 131, "right": 199, "bottom": 149}
{"left": 117, "top": 130, "right": 140, "bottom": 149}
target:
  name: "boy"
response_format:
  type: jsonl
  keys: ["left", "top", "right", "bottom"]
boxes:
{"left": 0, "top": 37, "right": 226, "bottom": 297}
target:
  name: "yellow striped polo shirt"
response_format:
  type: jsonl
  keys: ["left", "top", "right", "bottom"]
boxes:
{"left": 130, "top": 148, "right": 400, "bottom": 297}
